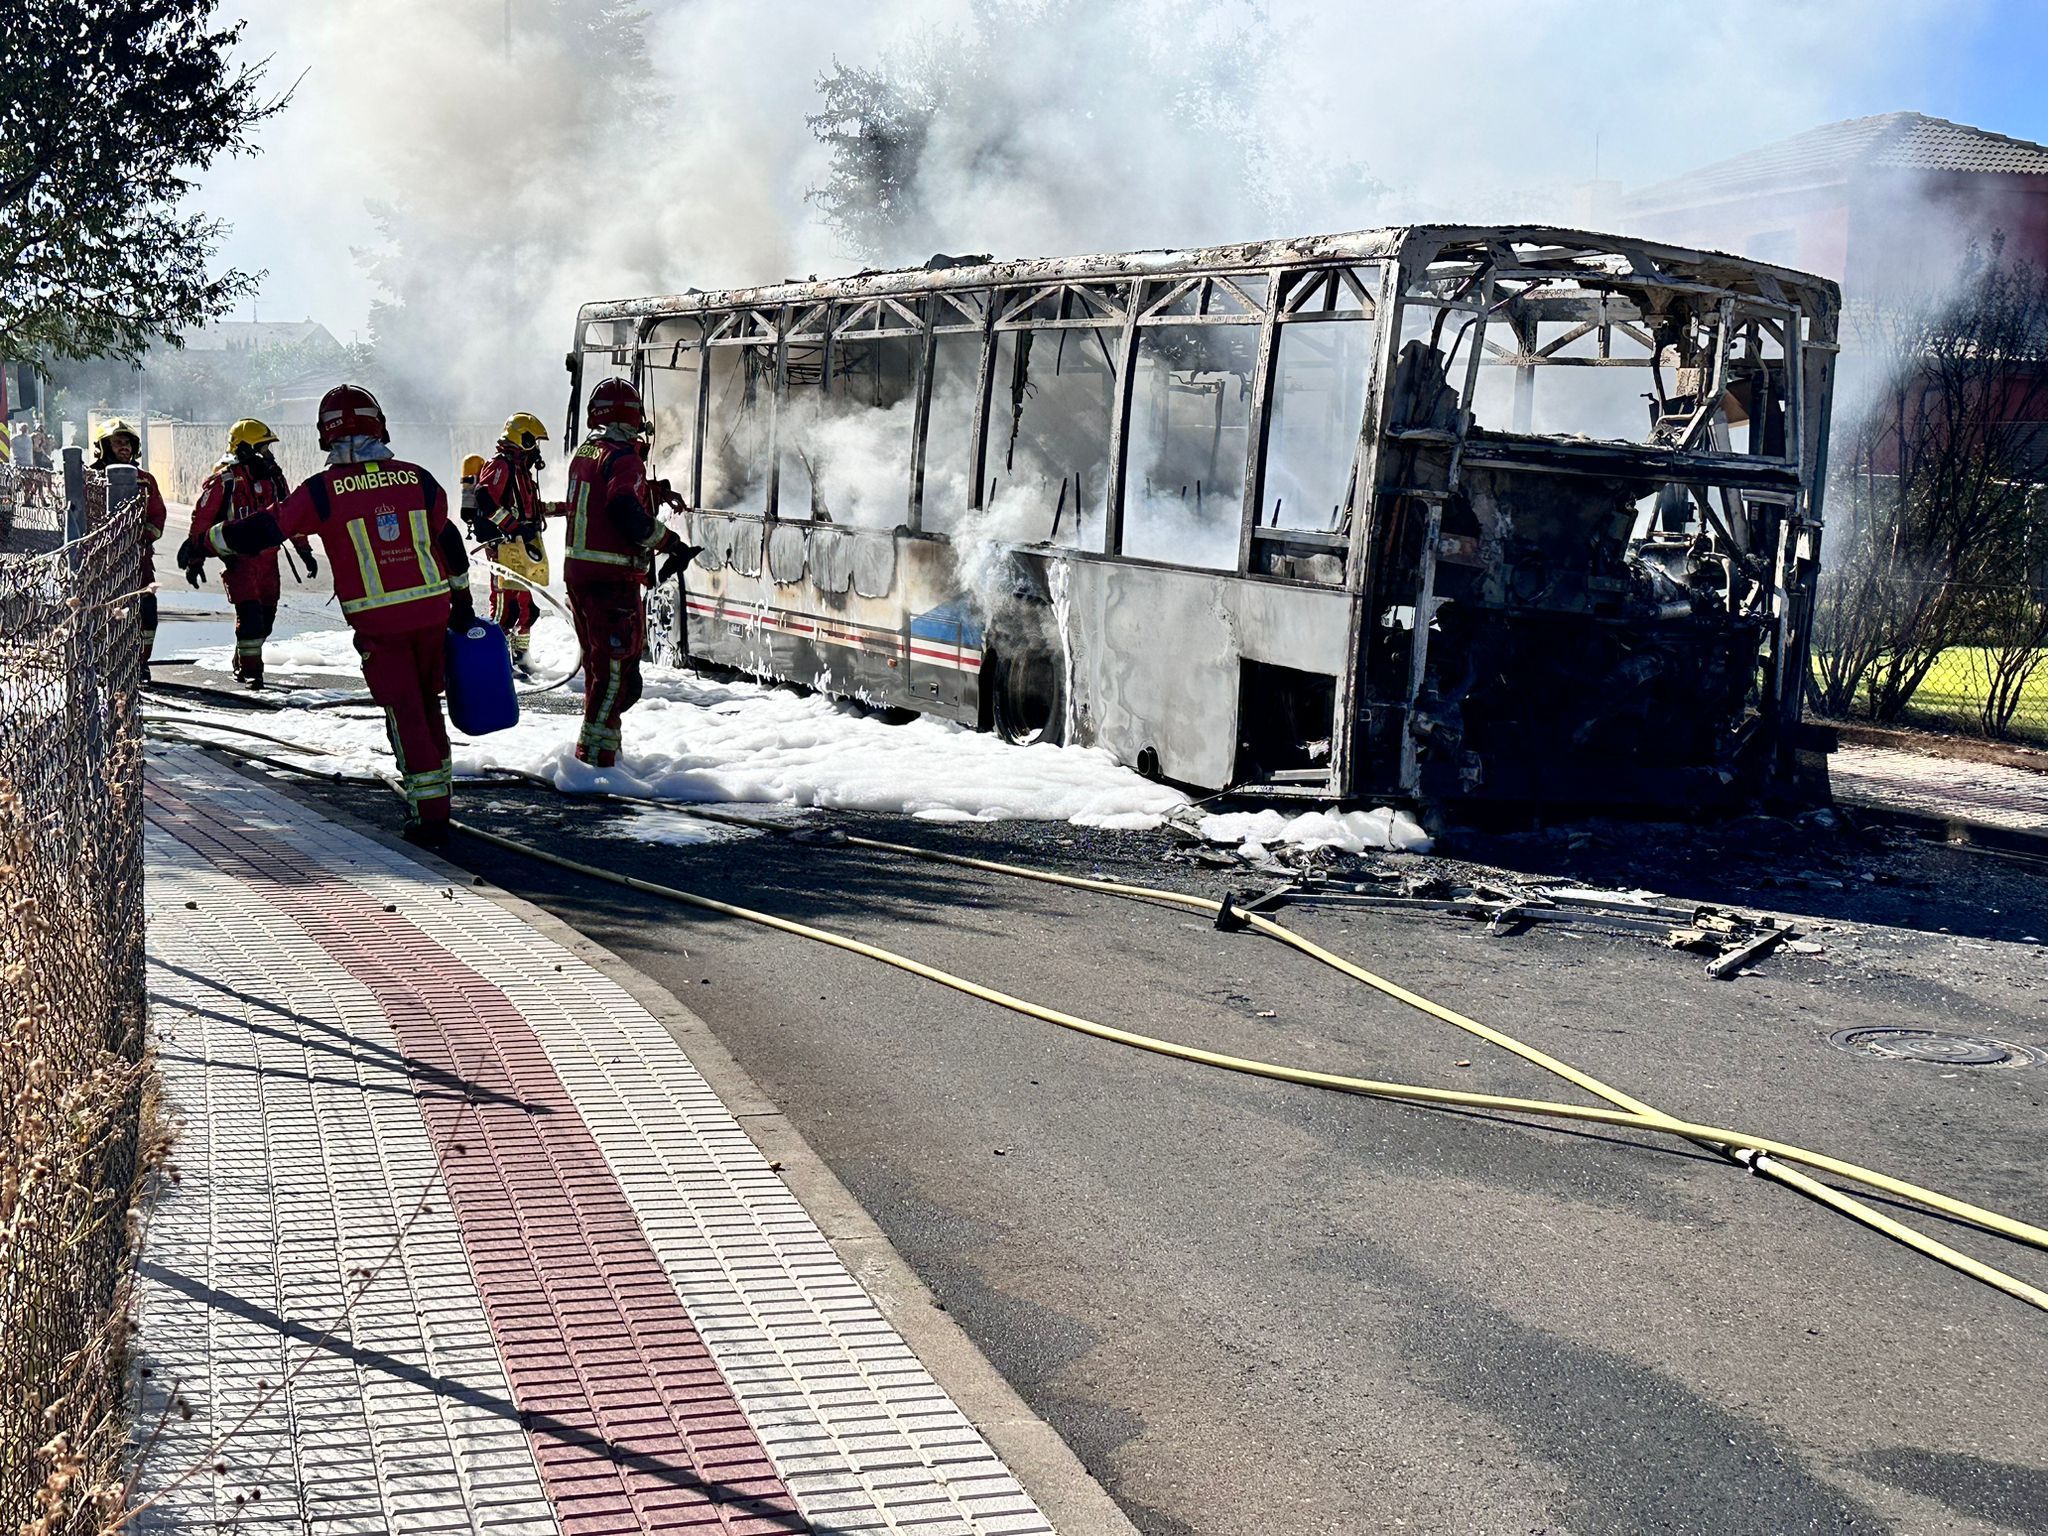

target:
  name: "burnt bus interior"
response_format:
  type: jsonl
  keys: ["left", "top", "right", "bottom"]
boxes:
{"left": 567, "top": 226, "right": 1839, "bottom": 813}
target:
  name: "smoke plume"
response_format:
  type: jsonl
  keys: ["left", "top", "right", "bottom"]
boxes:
{"left": 201, "top": 0, "right": 1964, "bottom": 432}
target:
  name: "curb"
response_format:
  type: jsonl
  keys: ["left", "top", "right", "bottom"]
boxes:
{"left": 212, "top": 748, "right": 1143, "bottom": 1536}
{"left": 1830, "top": 791, "right": 2048, "bottom": 868}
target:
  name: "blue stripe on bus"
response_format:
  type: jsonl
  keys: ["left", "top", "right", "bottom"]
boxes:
{"left": 908, "top": 599, "right": 986, "bottom": 651}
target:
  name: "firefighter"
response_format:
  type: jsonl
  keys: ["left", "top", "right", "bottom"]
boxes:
{"left": 176, "top": 420, "right": 317, "bottom": 688}
{"left": 207, "top": 384, "right": 474, "bottom": 844}
{"left": 92, "top": 419, "right": 170, "bottom": 659}
{"left": 563, "top": 377, "right": 692, "bottom": 766}
{"left": 472, "top": 410, "right": 554, "bottom": 675}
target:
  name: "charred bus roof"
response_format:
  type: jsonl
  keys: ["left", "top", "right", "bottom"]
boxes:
{"left": 574, "top": 225, "right": 1840, "bottom": 331}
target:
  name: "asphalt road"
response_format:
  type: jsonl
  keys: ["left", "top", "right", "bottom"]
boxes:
{"left": 265, "top": 768, "right": 2048, "bottom": 1536}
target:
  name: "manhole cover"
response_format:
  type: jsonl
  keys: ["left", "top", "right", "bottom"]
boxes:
{"left": 1826, "top": 1027, "right": 2043, "bottom": 1068}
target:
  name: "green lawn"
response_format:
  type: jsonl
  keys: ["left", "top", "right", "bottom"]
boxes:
{"left": 1817, "top": 645, "right": 2048, "bottom": 746}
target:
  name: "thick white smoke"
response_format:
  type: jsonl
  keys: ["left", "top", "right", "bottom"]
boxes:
{"left": 201, "top": 0, "right": 1963, "bottom": 431}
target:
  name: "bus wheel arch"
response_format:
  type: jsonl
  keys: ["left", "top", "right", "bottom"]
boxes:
{"left": 983, "top": 643, "right": 1066, "bottom": 747}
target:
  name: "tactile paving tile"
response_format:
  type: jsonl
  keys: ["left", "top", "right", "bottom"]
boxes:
{"left": 144, "top": 747, "right": 1057, "bottom": 1536}
{"left": 148, "top": 767, "right": 805, "bottom": 1536}
{"left": 139, "top": 814, "right": 560, "bottom": 1536}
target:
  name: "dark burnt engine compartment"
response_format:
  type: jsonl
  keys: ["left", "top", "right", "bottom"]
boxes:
{"left": 1356, "top": 238, "right": 1837, "bottom": 813}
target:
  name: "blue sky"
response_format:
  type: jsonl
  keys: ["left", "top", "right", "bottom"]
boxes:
{"left": 1918, "top": 0, "right": 2048, "bottom": 143}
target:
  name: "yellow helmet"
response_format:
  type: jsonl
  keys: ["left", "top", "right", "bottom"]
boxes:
{"left": 228, "top": 418, "right": 279, "bottom": 453}
{"left": 94, "top": 417, "right": 139, "bottom": 450}
{"left": 502, "top": 411, "right": 549, "bottom": 451}
{"left": 461, "top": 453, "right": 487, "bottom": 481}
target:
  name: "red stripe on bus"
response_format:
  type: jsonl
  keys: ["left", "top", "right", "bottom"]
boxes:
{"left": 683, "top": 598, "right": 981, "bottom": 671}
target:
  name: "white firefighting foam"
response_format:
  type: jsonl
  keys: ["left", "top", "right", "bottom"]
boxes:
{"left": 188, "top": 619, "right": 1184, "bottom": 826}
{"left": 1197, "top": 807, "right": 1431, "bottom": 857}
{"left": 179, "top": 619, "right": 1428, "bottom": 852}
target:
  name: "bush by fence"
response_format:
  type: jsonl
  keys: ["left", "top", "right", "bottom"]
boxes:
{"left": 1811, "top": 575, "right": 2048, "bottom": 747}
{"left": 1, "top": 473, "right": 155, "bottom": 1533}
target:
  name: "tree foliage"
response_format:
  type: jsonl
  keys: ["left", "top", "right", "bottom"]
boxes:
{"left": 807, "top": 53, "right": 951, "bottom": 262}
{"left": 0, "top": 1, "right": 288, "bottom": 367}
{"left": 1811, "top": 240, "right": 2048, "bottom": 735}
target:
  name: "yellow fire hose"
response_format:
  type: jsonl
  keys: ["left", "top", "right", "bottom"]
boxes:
{"left": 466, "top": 790, "right": 2048, "bottom": 1263}
{"left": 149, "top": 722, "right": 2048, "bottom": 1315}
{"left": 447, "top": 818, "right": 2048, "bottom": 1316}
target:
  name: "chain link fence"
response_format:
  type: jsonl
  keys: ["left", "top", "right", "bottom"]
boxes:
{"left": 1, "top": 468, "right": 155, "bottom": 1533}
{"left": 0, "top": 455, "right": 69, "bottom": 559}
{"left": 1865, "top": 644, "right": 2048, "bottom": 745}
{"left": 1811, "top": 575, "right": 2048, "bottom": 748}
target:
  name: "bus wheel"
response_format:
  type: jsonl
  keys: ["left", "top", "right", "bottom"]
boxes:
{"left": 986, "top": 646, "right": 1065, "bottom": 746}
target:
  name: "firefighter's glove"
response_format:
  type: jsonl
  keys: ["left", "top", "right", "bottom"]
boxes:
{"left": 175, "top": 537, "right": 207, "bottom": 586}
{"left": 447, "top": 586, "right": 477, "bottom": 632}
{"left": 301, "top": 549, "right": 319, "bottom": 579}
{"left": 654, "top": 532, "right": 701, "bottom": 589}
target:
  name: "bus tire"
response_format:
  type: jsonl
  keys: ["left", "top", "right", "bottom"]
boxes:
{"left": 986, "top": 645, "right": 1066, "bottom": 747}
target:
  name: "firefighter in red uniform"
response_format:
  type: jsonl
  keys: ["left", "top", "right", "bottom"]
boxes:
{"left": 92, "top": 419, "right": 170, "bottom": 659}
{"left": 208, "top": 384, "right": 474, "bottom": 844}
{"left": 563, "top": 378, "right": 692, "bottom": 766}
{"left": 469, "top": 410, "right": 554, "bottom": 675}
{"left": 176, "top": 419, "right": 317, "bottom": 687}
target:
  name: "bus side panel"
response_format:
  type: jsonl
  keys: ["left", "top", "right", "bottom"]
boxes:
{"left": 1054, "top": 559, "right": 1353, "bottom": 790}
{"left": 677, "top": 515, "right": 981, "bottom": 725}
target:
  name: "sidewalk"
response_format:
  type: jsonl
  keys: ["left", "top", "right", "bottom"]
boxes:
{"left": 135, "top": 744, "right": 1066, "bottom": 1536}
{"left": 1830, "top": 741, "right": 2048, "bottom": 840}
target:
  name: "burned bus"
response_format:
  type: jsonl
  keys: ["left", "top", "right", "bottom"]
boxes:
{"left": 565, "top": 225, "right": 1838, "bottom": 810}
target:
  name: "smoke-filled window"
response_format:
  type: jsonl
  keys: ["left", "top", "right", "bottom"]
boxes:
{"left": 701, "top": 342, "right": 775, "bottom": 514}
{"left": 643, "top": 317, "right": 702, "bottom": 492}
{"left": 1265, "top": 319, "right": 1375, "bottom": 533}
{"left": 922, "top": 329, "right": 984, "bottom": 535}
{"left": 987, "top": 317, "right": 1118, "bottom": 550}
{"left": 1124, "top": 324, "right": 1257, "bottom": 569}
{"left": 779, "top": 328, "right": 921, "bottom": 527}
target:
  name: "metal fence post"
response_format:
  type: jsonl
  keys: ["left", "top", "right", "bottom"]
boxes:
{"left": 63, "top": 444, "right": 86, "bottom": 544}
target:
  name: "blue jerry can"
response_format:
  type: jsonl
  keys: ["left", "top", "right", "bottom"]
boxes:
{"left": 444, "top": 619, "right": 520, "bottom": 736}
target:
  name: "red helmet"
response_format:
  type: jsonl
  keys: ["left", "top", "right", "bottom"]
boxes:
{"left": 587, "top": 376, "right": 646, "bottom": 433}
{"left": 317, "top": 383, "right": 388, "bottom": 449}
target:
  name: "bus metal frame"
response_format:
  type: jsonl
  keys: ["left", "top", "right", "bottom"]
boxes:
{"left": 567, "top": 225, "right": 1839, "bottom": 812}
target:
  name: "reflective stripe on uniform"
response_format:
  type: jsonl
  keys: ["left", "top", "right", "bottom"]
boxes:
{"left": 568, "top": 467, "right": 643, "bottom": 568}
{"left": 383, "top": 707, "right": 451, "bottom": 803}
{"left": 592, "top": 658, "right": 626, "bottom": 733}
{"left": 207, "top": 523, "right": 234, "bottom": 557}
{"left": 343, "top": 500, "right": 449, "bottom": 617}
{"left": 402, "top": 766, "right": 454, "bottom": 805}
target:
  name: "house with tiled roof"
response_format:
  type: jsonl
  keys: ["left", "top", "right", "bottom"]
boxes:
{"left": 181, "top": 319, "right": 343, "bottom": 355}
{"left": 1625, "top": 112, "right": 2048, "bottom": 294}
